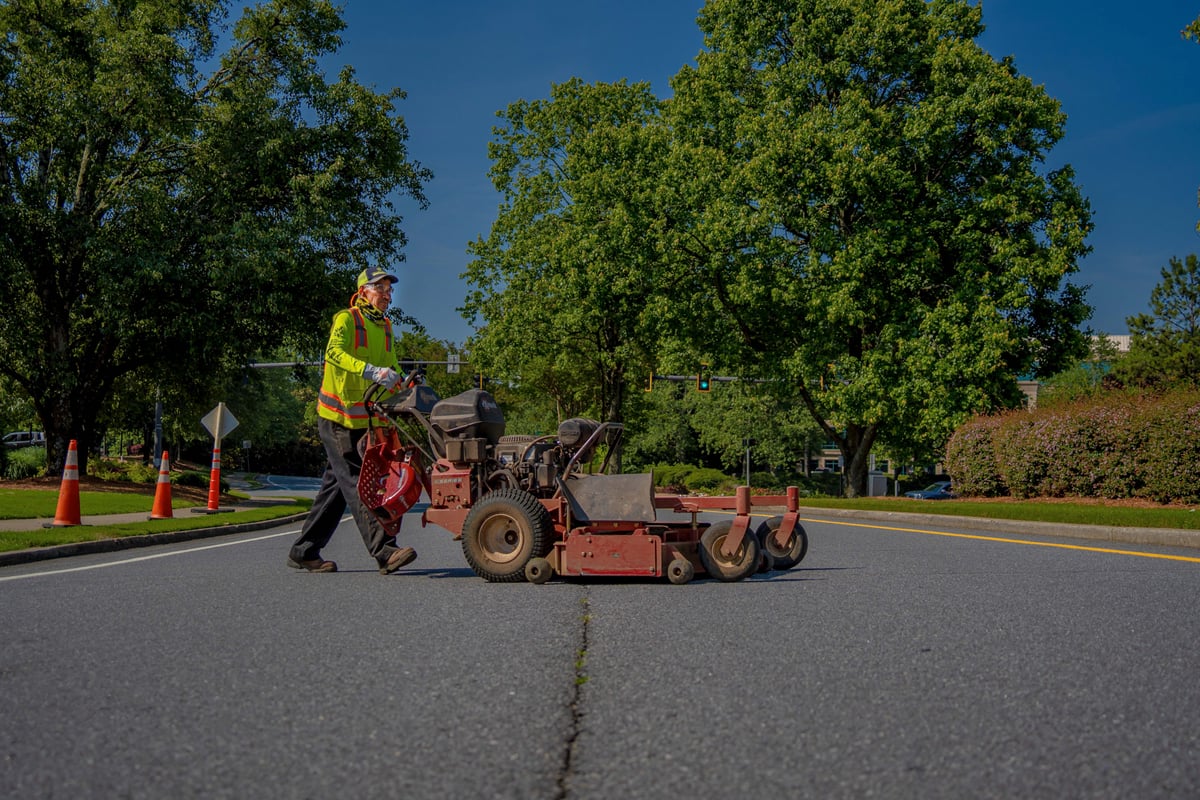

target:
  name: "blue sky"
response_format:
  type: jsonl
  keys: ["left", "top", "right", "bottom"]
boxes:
{"left": 325, "top": 1, "right": 1200, "bottom": 346}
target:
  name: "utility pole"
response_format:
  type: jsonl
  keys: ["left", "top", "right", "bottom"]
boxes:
{"left": 742, "top": 437, "right": 757, "bottom": 486}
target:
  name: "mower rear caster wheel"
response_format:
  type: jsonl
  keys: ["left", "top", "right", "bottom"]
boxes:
{"left": 525, "top": 557, "right": 553, "bottom": 584}
{"left": 666, "top": 557, "right": 694, "bottom": 585}
{"left": 755, "top": 516, "right": 808, "bottom": 570}
{"left": 698, "top": 520, "right": 761, "bottom": 582}
{"left": 462, "top": 489, "right": 553, "bottom": 582}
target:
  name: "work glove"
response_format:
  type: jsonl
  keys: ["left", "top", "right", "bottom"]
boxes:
{"left": 362, "top": 364, "right": 401, "bottom": 389}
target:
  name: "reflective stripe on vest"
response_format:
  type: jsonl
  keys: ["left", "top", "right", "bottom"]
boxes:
{"left": 318, "top": 390, "right": 369, "bottom": 423}
{"left": 349, "top": 307, "right": 392, "bottom": 352}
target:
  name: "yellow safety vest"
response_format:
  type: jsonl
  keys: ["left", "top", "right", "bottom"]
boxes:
{"left": 316, "top": 307, "right": 397, "bottom": 428}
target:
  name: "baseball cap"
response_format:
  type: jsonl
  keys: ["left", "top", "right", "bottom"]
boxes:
{"left": 356, "top": 267, "right": 399, "bottom": 288}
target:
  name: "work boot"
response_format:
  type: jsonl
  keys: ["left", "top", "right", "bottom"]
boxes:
{"left": 380, "top": 547, "right": 417, "bottom": 575}
{"left": 288, "top": 557, "right": 337, "bottom": 573}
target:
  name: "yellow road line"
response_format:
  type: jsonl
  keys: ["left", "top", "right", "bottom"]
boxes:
{"left": 794, "top": 516, "right": 1200, "bottom": 564}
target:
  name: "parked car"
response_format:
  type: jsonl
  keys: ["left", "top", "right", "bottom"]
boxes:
{"left": 2, "top": 430, "right": 45, "bottom": 449}
{"left": 904, "top": 481, "right": 955, "bottom": 500}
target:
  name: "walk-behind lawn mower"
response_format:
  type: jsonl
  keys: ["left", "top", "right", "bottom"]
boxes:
{"left": 357, "top": 377, "right": 809, "bottom": 584}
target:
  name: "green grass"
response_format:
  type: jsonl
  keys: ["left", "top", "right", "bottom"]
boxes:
{"left": 0, "top": 488, "right": 312, "bottom": 553}
{"left": 0, "top": 489, "right": 202, "bottom": 519}
{"left": 794, "top": 497, "right": 1200, "bottom": 530}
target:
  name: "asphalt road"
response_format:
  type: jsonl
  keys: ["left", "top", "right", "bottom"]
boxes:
{"left": 2, "top": 509, "right": 1199, "bottom": 798}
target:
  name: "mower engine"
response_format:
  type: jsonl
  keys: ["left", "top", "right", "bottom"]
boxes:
{"left": 430, "top": 391, "right": 609, "bottom": 499}
{"left": 368, "top": 384, "right": 619, "bottom": 506}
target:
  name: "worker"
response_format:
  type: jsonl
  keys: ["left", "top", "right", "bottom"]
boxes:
{"left": 287, "top": 267, "right": 418, "bottom": 575}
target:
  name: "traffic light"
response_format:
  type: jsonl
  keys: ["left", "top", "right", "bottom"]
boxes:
{"left": 644, "top": 373, "right": 654, "bottom": 393}
{"left": 697, "top": 364, "right": 711, "bottom": 392}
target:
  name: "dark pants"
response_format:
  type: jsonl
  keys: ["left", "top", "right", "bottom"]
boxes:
{"left": 290, "top": 417, "right": 401, "bottom": 567}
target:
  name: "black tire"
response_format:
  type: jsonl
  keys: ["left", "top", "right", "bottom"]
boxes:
{"left": 666, "top": 557, "right": 694, "bottom": 585}
{"left": 461, "top": 489, "right": 554, "bottom": 582}
{"left": 755, "top": 515, "right": 808, "bottom": 570}
{"left": 524, "top": 557, "right": 553, "bottom": 585}
{"left": 698, "top": 520, "right": 761, "bottom": 582}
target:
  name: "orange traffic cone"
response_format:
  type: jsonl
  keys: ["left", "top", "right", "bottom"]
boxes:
{"left": 51, "top": 439, "right": 82, "bottom": 527}
{"left": 191, "top": 443, "right": 232, "bottom": 514}
{"left": 149, "top": 450, "right": 174, "bottom": 520}
{"left": 206, "top": 445, "right": 222, "bottom": 511}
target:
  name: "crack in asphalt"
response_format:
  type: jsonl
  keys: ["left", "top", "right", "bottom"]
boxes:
{"left": 555, "top": 592, "right": 590, "bottom": 799}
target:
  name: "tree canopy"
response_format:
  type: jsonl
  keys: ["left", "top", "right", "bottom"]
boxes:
{"left": 462, "top": 79, "right": 669, "bottom": 430}
{"left": 656, "top": 0, "right": 1092, "bottom": 494}
{"left": 459, "top": 1, "right": 1094, "bottom": 494}
{"left": 1114, "top": 254, "right": 1200, "bottom": 391}
{"left": 0, "top": 0, "right": 429, "bottom": 473}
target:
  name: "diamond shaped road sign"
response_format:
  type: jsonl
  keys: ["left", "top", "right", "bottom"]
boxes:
{"left": 200, "top": 402, "right": 239, "bottom": 442}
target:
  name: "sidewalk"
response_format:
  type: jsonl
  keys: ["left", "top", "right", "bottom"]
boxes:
{"left": 0, "top": 496, "right": 302, "bottom": 532}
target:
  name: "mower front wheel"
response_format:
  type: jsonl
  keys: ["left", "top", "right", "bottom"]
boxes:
{"left": 666, "top": 557, "right": 695, "bottom": 585}
{"left": 755, "top": 515, "right": 808, "bottom": 570}
{"left": 698, "top": 520, "right": 760, "bottom": 582}
{"left": 524, "top": 557, "right": 553, "bottom": 585}
{"left": 461, "top": 489, "right": 553, "bottom": 583}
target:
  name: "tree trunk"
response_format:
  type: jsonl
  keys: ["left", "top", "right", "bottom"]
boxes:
{"left": 795, "top": 384, "right": 878, "bottom": 498}
{"left": 604, "top": 368, "right": 625, "bottom": 473}
{"left": 838, "top": 423, "right": 879, "bottom": 498}
{"left": 34, "top": 373, "right": 109, "bottom": 478}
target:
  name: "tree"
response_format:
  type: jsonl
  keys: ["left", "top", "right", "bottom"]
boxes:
{"left": 0, "top": 0, "right": 430, "bottom": 475}
{"left": 462, "top": 79, "right": 669, "bottom": 433}
{"left": 681, "top": 380, "right": 823, "bottom": 476}
{"left": 621, "top": 379, "right": 704, "bottom": 470}
{"left": 659, "top": 0, "right": 1092, "bottom": 495}
{"left": 391, "top": 330, "right": 477, "bottom": 400}
{"left": 1114, "top": 254, "right": 1200, "bottom": 391}
{"left": 1039, "top": 333, "right": 1123, "bottom": 407}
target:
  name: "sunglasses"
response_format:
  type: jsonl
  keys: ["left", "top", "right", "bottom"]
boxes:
{"left": 365, "top": 281, "right": 393, "bottom": 292}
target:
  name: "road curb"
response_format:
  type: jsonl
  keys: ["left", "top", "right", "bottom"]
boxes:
{"left": 790, "top": 506, "right": 1200, "bottom": 550}
{"left": 0, "top": 512, "right": 310, "bottom": 568}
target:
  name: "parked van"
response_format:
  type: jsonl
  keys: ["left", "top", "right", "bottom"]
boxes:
{"left": 2, "top": 430, "right": 46, "bottom": 449}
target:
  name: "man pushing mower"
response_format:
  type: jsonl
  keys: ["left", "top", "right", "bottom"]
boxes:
{"left": 286, "top": 267, "right": 419, "bottom": 575}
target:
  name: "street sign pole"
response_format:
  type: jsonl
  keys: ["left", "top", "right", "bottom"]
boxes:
{"left": 153, "top": 392, "right": 163, "bottom": 470}
{"left": 194, "top": 402, "right": 239, "bottom": 514}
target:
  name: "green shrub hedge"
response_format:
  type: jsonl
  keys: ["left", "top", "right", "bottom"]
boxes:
{"left": 176, "top": 469, "right": 230, "bottom": 492}
{"left": 90, "top": 459, "right": 158, "bottom": 484}
{"left": 647, "top": 464, "right": 841, "bottom": 496}
{"left": 2, "top": 446, "right": 45, "bottom": 480}
{"left": 946, "top": 391, "right": 1200, "bottom": 503}
{"left": 944, "top": 416, "right": 1006, "bottom": 497}
{"left": 648, "top": 464, "right": 731, "bottom": 493}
